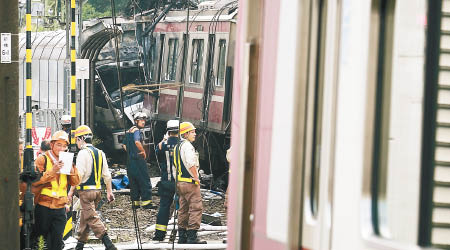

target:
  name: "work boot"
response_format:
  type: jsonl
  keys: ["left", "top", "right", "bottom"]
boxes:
{"left": 152, "top": 229, "right": 166, "bottom": 241}
{"left": 186, "top": 230, "right": 207, "bottom": 244}
{"left": 178, "top": 228, "right": 187, "bottom": 244}
{"left": 101, "top": 233, "right": 117, "bottom": 250}
{"left": 75, "top": 241, "right": 85, "bottom": 250}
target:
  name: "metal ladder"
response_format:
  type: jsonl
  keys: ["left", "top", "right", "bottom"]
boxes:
{"left": 431, "top": 0, "right": 450, "bottom": 248}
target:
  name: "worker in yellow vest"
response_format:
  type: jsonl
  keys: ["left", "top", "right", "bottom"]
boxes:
{"left": 173, "top": 122, "right": 206, "bottom": 244}
{"left": 32, "top": 130, "right": 81, "bottom": 250}
{"left": 68, "top": 125, "right": 117, "bottom": 250}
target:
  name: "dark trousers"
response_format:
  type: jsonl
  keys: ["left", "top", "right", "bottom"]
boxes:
{"left": 34, "top": 204, "right": 66, "bottom": 250}
{"left": 156, "top": 181, "right": 175, "bottom": 230}
{"left": 128, "top": 158, "right": 152, "bottom": 204}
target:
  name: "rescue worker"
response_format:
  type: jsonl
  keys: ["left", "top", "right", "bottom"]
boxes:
{"left": 173, "top": 122, "right": 206, "bottom": 244}
{"left": 224, "top": 147, "right": 231, "bottom": 208}
{"left": 123, "top": 112, "right": 156, "bottom": 209}
{"left": 39, "top": 139, "right": 51, "bottom": 156}
{"left": 32, "top": 130, "right": 81, "bottom": 250}
{"left": 60, "top": 115, "right": 72, "bottom": 135}
{"left": 68, "top": 125, "right": 117, "bottom": 250}
{"left": 153, "top": 120, "right": 180, "bottom": 241}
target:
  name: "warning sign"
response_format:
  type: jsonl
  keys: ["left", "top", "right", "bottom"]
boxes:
{"left": 32, "top": 127, "right": 52, "bottom": 158}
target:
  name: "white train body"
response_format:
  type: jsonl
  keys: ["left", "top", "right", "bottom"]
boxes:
{"left": 227, "top": 0, "right": 450, "bottom": 249}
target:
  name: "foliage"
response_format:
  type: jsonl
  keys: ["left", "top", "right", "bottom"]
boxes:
{"left": 82, "top": 2, "right": 111, "bottom": 21}
{"left": 82, "top": 0, "right": 130, "bottom": 21}
{"left": 37, "top": 235, "right": 45, "bottom": 250}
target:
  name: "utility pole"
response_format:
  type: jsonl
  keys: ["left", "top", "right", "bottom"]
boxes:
{"left": 0, "top": 0, "right": 20, "bottom": 249}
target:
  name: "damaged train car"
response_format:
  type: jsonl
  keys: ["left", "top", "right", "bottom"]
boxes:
{"left": 81, "top": 1, "right": 237, "bottom": 190}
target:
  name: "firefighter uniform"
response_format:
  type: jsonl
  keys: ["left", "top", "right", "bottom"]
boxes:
{"left": 153, "top": 135, "right": 179, "bottom": 241}
{"left": 124, "top": 125, "right": 153, "bottom": 208}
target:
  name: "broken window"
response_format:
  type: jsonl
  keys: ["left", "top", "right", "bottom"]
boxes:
{"left": 166, "top": 38, "right": 178, "bottom": 81}
{"left": 216, "top": 39, "right": 227, "bottom": 87}
{"left": 190, "top": 39, "right": 204, "bottom": 84}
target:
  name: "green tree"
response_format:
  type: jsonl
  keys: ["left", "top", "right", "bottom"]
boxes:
{"left": 82, "top": 2, "right": 111, "bottom": 21}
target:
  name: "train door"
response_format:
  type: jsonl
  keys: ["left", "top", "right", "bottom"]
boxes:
{"left": 203, "top": 32, "right": 230, "bottom": 131}
{"left": 332, "top": 0, "right": 444, "bottom": 249}
{"left": 181, "top": 32, "right": 207, "bottom": 122}
{"left": 158, "top": 32, "right": 182, "bottom": 120}
{"left": 300, "top": 0, "right": 341, "bottom": 249}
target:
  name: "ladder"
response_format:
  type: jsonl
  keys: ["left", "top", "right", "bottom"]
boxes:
{"left": 431, "top": 0, "right": 450, "bottom": 248}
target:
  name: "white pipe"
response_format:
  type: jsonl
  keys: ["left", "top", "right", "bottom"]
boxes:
{"left": 197, "top": 231, "right": 219, "bottom": 236}
{"left": 116, "top": 243, "right": 227, "bottom": 249}
{"left": 145, "top": 224, "right": 227, "bottom": 233}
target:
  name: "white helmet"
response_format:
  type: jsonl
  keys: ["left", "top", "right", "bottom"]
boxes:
{"left": 166, "top": 120, "right": 179, "bottom": 132}
{"left": 133, "top": 112, "right": 148, "bottom": 121}
{"left": 60, "top": 115, "right": 71, "bottom": 125}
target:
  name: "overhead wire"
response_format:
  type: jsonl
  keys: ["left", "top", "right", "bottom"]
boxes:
{"left": 109, "top": 0, "right": 143, "bottom": 248}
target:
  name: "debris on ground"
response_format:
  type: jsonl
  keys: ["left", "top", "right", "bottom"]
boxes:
{"left": 66, "top": 161, "right": 227, "bottom": 248}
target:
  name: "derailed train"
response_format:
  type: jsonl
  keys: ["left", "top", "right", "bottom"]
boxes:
{"left": 83, "top": 2, "right": 237, "bottom": 186}
{"left": 18, "top": 1, "right": 237, "bottom": 189}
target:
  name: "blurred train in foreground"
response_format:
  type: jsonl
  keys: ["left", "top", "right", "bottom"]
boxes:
{"left": 226, "top": 0, "right": 450, "bottom": 249}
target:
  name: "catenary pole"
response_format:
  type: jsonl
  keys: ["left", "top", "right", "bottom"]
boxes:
{"left": 70, "top": 0, "right": 77, "bottom": 148}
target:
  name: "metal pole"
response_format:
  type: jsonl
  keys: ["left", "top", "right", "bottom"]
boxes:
{"left": 0, "top": 0, "right": 20, "bottom": 248}
{"left": 15, "top": 0, "right": 39, "bottom": 248}
{"left": 70, "top": 0, "right": 77, "bottom": 148}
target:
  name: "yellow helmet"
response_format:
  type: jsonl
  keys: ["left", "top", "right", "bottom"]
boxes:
{"left": 74, "top": 125, "right": 92, "bottom": 138}
{"left": 179, "top": 122, "right": 196, "bottom": 135}
{"left": 50, "top": 130, "right": 69, "bottom": 144}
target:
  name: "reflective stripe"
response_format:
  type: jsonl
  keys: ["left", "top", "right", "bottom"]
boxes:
{"left": 156, "top": 224, "right": 167, "bottom": 231}
{"left": 76, "top": 185, "right": 100, "bottom": 190}
{"left": 140, "top": 200, "right": 152, "bottom": 206}
{"left": 78, "top": 147, "right": 102, "bottom": 190}
{"left": 174, "top": 143, "right": 199, "bottom": 185}
{"left": 41, "top": 154, "right": 68, "bottom": 198}
{"left": 88, "top": 147, "right": 103, "bottom": 189}
{"left": 133, "top": 201, "right": 141, "bottom": 206}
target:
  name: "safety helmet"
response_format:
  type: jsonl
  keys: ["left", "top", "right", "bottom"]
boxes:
{"left": 179, "top": 122, "right": 196, "bottom": 135}
{"left": 133, "top": 112, "right": 148, "bottom": 121}
{"left": 50, "top": 130, "right": 69, "bottom": 144}
{"left": 60, "top": 115, "right": 71, "bottom": 125}
{"left": 74, "top": 125, "right": 93, "bottom": 138}
{"left": 167, "top": 120, "right": 179, "bottom": 132}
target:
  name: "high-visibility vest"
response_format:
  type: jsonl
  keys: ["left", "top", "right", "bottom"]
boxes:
{"left": 40, "top": 154, "right": 68, "bottom": 198}
{"left": 77, "top": 146, "right": 103, "bottom": 190}
{"left": 173, "top": 141, "right": 198, "bottom": 184}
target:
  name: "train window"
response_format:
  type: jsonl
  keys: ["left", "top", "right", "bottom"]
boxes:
{"left": 363, "top": 0, "right": 430, "bottom": 244}
{"left": 190, "top": 39, "right": 204, "bottom": 84}
{"left": 166, "top": 38, "right": 179, "bottom": 81}
{"left": 369, "top": 0, "right": 395, "bottom": 238}
{"left": 305, "top": 0, "right": 327, "bottom": 217}
{"left": 148, "top": 37, "right": 157, "bottom": 81}
{"left": 215, "top": 39, "right": 227, "bottom": 87}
